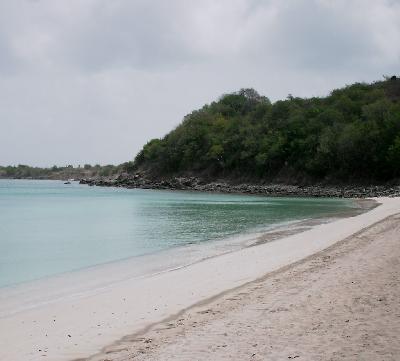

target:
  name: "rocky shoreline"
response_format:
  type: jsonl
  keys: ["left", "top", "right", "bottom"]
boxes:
{"left": 79, "top": 175, "right": 400, "bottom": 198}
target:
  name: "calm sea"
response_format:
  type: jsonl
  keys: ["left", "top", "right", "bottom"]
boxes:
{"left": 0, "top": 179, "right": 357, "bottom": 288}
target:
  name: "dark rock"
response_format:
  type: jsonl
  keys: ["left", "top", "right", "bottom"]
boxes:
{"left": 78, "top": 176, "right": 400, "bottom": 198}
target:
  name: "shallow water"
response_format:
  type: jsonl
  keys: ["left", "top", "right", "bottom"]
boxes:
{"left": 0, "top": 179, "right": 357, "bottom": 288}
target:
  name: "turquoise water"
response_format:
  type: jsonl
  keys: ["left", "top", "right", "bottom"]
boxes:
{"left": 0, "top": 180, "right": 357, "bottom": 288}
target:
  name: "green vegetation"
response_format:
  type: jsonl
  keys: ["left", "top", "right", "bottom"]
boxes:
{"left": 2, "top": 78, "right": 399, "bottom": 185}
{"left": 134, "top": 77, "right": 400, "bottom": 182}
{"left": 0, "top": 162, "right": 135, "bottom": 180}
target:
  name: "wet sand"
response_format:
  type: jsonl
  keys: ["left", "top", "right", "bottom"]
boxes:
{"left": 91, "top": 207, "right": 400, "bottom": 361}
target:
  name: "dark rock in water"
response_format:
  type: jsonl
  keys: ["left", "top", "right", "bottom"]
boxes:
{"left": 64, "top": 181, "right": 71, "bottom": 185}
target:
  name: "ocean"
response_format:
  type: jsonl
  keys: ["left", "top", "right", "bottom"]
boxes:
{"left": 0, "top": 179, "right": 358, "bottom": 288}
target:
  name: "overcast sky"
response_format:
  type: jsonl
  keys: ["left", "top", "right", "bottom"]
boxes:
{"left": 0, "top": 0, "right": 399, "bottom": 167}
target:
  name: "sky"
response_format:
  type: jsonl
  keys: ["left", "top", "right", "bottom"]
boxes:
{"left": 0, "top": 0, "right": 399, "bottom": 167}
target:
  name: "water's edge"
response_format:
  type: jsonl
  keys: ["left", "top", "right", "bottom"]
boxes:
{"left": 0, "top": 197, "right": 376, "bottom": 320}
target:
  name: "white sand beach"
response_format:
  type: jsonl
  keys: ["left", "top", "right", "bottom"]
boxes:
{"left": 0, "top": 197, "right": 399, "bottom": 361}
{"left": 108, "top": 201, "right": 400, "bottom": 361}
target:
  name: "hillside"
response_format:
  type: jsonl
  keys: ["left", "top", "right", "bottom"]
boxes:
{"left": 133, "top": 77, "right": 400, "bottom": 184}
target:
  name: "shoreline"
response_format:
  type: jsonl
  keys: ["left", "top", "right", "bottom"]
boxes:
{"left": 2, "top": 177, "right": 400, "bottom": 198}
{"left": 0, "top": 197, "right": 399, "bottom": 360}
{"left": 0, "top": 195, "right": 359, "bottom": 292}
{"left": 97, "top": 210, "right": 400, "bottom": 361}
{"left": 0, "top": 201, "right": 362, "bottom": 317}
{"left": 79, "top": 176, "right": 400, "bottom": 198}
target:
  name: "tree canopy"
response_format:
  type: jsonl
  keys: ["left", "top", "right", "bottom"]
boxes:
{"left": 134, "top": 78, "right": 400, "bottom": 183}
{"left": 0, "top": 162, "right": 135, "bottom": 180}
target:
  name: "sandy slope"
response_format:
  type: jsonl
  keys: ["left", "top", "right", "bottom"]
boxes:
{"left": 93, "top": 211, "right": 400, "bottom": 361}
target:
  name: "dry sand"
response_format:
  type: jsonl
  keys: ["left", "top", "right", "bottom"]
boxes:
{"left": 0, "top": 198, "right": 399, "bottom": 361}
{"left": 92, "top": 206, "right": 400, "bottom": 361}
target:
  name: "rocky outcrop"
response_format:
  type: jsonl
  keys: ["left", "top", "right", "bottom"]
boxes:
{"left": 79, "top": 175, "right": 400, "bottom": 198}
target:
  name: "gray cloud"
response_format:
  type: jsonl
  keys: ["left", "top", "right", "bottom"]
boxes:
{"left": 0, "top": 0, "right": 399, "bottom": 166}
{"left": 0, "top": 27, "right": 21, "bottom": 74}
{"left": 55, "top": 1, "right": 197, "bottom": 71}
